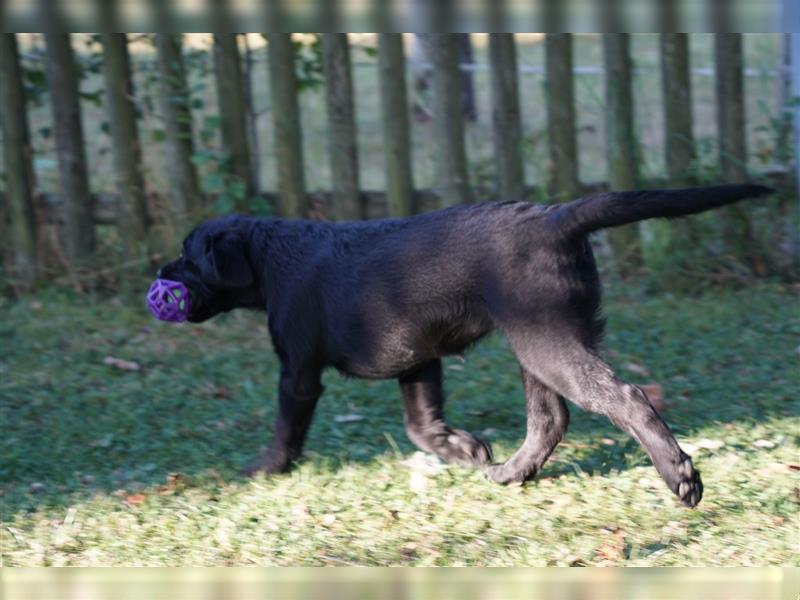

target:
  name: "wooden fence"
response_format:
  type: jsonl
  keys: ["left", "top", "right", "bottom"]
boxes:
{"left": 0, "top": 31, "right": 795, "bottom": 287}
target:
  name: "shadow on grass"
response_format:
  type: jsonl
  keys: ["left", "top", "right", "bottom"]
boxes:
{"left": 2, "top": 283, "right": 797, "bottom": 520}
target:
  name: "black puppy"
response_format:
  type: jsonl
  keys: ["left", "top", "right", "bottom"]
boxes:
{"left": 157, "top": 184, "right": 771, "bottom": 507}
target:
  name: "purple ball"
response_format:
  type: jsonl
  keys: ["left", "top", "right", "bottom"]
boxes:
{"left": 146, "top": 279, "right": 191, "bottom": 323}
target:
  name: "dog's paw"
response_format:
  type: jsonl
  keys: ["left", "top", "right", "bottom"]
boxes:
{"left": 436, "top": 429, "right": 493, "bottom": 467}
{"left": 243, "top": 448, "right": 293, "bottom": 477}
{"left": 674, "top": 456, "right": 703, "bottom": 508}
{"left": 484, "top": 462, "right": 532, "bottom": 486}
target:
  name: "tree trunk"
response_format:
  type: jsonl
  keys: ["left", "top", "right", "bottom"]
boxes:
{"left": 378, "top": 34, "right": 416, "bottom": 217}
{"left": 267, "top": 34, "right": 307, "bottom": 218}
{"left": 429, "top": 34, "right": 471, "bottom": 205}
{"left": 44, "top": 32, "right": 95, "bottom": 266}
{"left": 603, "top": 34, "right": 641, "bottom": 276}
{"left": 155, "top": 34, "right": 200, "bottom": 225}
{"left": 0, "top": 34, "right": 37, "bottom": 287}
{"left": 101, "top": 33, "right": 149, "bottom": 265}
{"left": 322, "top": 33, "right": 363, "bottom": 220}
{"left": 489, "top": 33, "right": 524, "bottom": 200}
{"left": 213, "top": 33, "right": 253, "bottom": 205}
{"left": 545, "top": 33, "right": 580, "bottom": 201}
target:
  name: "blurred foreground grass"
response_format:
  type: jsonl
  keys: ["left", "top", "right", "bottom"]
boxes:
{"left": 1, "top": 281, "right": 798, "bottom": 566}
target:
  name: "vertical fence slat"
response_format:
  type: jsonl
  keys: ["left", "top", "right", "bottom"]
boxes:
{"left": 429, "top": 33, "right": 471, "bottom": 205}
{"left": 715, "top": 34, "right": 747, "bottom": 181}
{"left": 715, "top": 33, "right": 755, "bottom": 260}
{"left": 44, "top": 32, "right": 95, "bottom": 264}
{"left": 267, "top": 34, "right": 307, "bottom": 218}
{"left": 101, "top": 33, "right": 149, "bottom": 261}
{"left": 242, "top": 34, "right": 261, "bottom": 194}
{"left": 458, "top": 34, "right": 478, "bottom": 122}
{"left": 155, "top": 34, "right": 200, "bottom": 223}
{"left": 0, "top": 33, "right": 37, "bottom": 286}
{"left": 545, "top": 33, "right": 580, "bottom": 200}
{"left": 322, "top": 34, "right": 363, "bottom": 220}
{"left": 378, "top": 33, "right": 415, "bottom": 217}
{"left": 661, "top": 33, "right": 694, "bottom": 185}
{"left": 603, "top": 33, "right": 641, "bottom": 274}
{"left": 213, "top": 33, "right": 253, "bottom": 203}
{"left": 489, "top": 33, "right": 524, "bottom": 200}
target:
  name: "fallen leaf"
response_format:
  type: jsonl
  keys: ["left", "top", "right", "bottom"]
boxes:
{"left": 681, "top": 438, "right": 725, "bottom": 454}
{"left": 447, "top": 364, "right": 465, "bottom": 371}
{"left": 596, "top": 529, "right": 627, "bottom": 562}
{"left": 158, "top": 472, "right": 186, "bottom": 495}
{"left": 213, "top": 386, "right": 230, "bottom": 399}
{"left": 125, "top": 493, "right": 146, "bottom": 505}
{"left": 600, "top": 438, "right": 616, "bottom": 446}
{"left": 292, "top": 503, "right": 311, "bottom": 520}
{"left": 103, "top": 356, "right": 140, "bottom": 372}
{"left": 90, "top": 434, "right": 114, "bottom": 448}
{"left": 334, "top": 413, "right": 365, "bottom": 424}
{"left": 623, "top": 361, "right": 650, "bottom": 377}
{"left": 752, "top": 439, "right": 775, "bottom": 449}
{"left": 640, "top": 382, "right": 667, "bottom": 412}
{"left": 409, "top": 471, "right": 430, "bottom": 493}
{"left": 402, "top": 451, "right": 446, "bottom": 475}
{"left": 756, "top": 462, "right": 800, "bottom": 477}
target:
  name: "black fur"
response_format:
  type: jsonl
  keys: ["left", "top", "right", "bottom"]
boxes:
{"left": 157, "top": 183, "right": 772, "bottom": 507}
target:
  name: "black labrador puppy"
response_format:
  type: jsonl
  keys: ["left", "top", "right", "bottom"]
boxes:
{"left": 157, "top": 184, "right": 770, "bottom": 507}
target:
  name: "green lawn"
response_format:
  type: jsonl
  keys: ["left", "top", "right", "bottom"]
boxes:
{"left": 1, "top": 281, "right": 798, "bottom": 566}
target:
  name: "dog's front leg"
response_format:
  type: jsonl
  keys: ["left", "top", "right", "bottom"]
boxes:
{"left": 245, "top": 363, "right": 323, "bottom": 475}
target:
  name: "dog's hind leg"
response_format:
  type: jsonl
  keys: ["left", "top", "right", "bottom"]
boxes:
{"left": 505, "top": 332, "right": 702, "bottom": 507}
{"left": 485, "top": 368, "right": 569, "bottom": 484}
{"left": 399, "top": 360, "right": 493, "bottom": 466}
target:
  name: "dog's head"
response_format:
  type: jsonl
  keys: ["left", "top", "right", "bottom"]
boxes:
{"left": 156, "top": 216, "right": 260, "bottom": 323}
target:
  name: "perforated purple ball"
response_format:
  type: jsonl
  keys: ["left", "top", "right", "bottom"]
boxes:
{"left": 146, "top": 278, "right": 191, "bottom": 323}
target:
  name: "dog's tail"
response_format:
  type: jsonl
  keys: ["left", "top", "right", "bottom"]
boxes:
{"left": 546, "top": 184, "right": 773, "bottom": 240}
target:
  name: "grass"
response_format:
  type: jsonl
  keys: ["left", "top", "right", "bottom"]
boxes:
{"left": 1, "top": 281, "right": 798, "bottom": 566}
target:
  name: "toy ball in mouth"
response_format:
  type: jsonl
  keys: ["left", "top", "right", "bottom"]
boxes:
{"left": 146, "top": 279, "right": 191, "bottom": 322}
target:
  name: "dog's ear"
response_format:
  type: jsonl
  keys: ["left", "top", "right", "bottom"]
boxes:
{"left": 201, "top": 230, "right": 254, "bottom": 287}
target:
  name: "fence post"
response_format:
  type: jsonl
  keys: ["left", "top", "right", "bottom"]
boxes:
{"left": 378, "top": 33, "right": 416, "bottom": 217}
{"left": 101, "top": 33, "right": 149, "bottom": 263}
{"left": 44, "top": 32, "right": 95, "bottom": 265}
{"left": 661, "top": 34, "right": 694, "bottom": 185}
{"left": 545, "top": 33, "right": 580, "bottom": 201}
{"left": 242, "top": 34, "right": 261, "bottom": 194}
{"left": 322, "top": 34, "right": 363, "bottom": 220}
{"left": 267, "top": 34, "right": 308, "bottom": 218}
{"left": 603, "top": 34, "right": 641, "bottom": 276}
{"left": 213, "top": 33, "right": 254, "bottom": 204}
{"left": 489, "top": 33, "right": 524, "bottom": 200}
{"left": 0, "top": 34, "right": 37, "bottom": 287}
{"left": 155, "top": 34, "right": 200, "bottom": 223}
{"left": 429, "top": 33, "right": 471, "bottom": 205}
{"left": 715, "top": 35, "right": 748, "bottom": 181}
{"left": 715, "top": 33, "right": 755, "bottom": 261}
